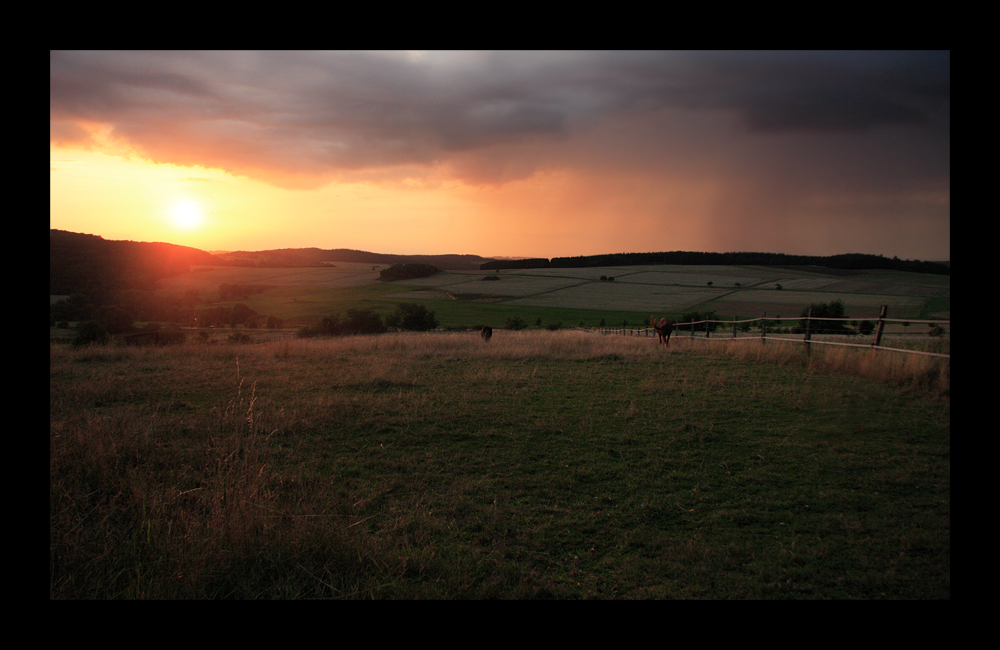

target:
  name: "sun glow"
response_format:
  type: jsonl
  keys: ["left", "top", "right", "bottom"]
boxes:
{"left": 170, "top": 200, "right": 203, "bottom": 230}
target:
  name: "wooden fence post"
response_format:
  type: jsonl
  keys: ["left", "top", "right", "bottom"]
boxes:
{"left": 804, "top": 308, "right": 812, "bottom": 355}
{"left": 761, "top": 311, "right": 766, "bottom": 344}
{"left": 690, "top": 317, "right": 695, "bottom": 339}
{"left": 872, "top": 305, "right": 887, "bottom": 348}
{"left": 733, "top": 315, "right": 738, "bottom": 339}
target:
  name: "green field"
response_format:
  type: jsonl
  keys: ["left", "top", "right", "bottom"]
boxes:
{"left": 152, "top": 263, "right": 950, "bottom": 328}
{"left": 50, "top": 332, "right": 950, "bottom": 599}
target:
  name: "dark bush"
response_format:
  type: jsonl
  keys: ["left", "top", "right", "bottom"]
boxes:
{"left": 800, "top": 300, "right": 853, "bottom": 335}
{"left": 506, "top": 316, "right": 526, "bottom": 331}
{"left": 386, "top": 303, "right": 438, "bottom": 331}
{"left": 73, "top": 321, "right": 109, "bottom": 347}
{"left": 378, "top": 263, "right": 439, "bottom": 282}
{"left": 343, "top": 309, "right": 386, "bottom": 335}
{"left": 230, "top": 304, "right": 258, "bottom": 327}
{"left": 300, "top": 310, "right": 386, "bottom": 337}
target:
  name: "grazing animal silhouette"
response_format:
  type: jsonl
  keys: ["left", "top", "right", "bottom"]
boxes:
{"left": 481, "top": 326, "right": 493, "bottom": 342}
{"left": 651, "top": 315, "right": 674, "bottom": 346}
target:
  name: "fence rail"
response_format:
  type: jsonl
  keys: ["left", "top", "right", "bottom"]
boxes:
{"left": 595, "top": 306, "right": 950, "bottom": 359}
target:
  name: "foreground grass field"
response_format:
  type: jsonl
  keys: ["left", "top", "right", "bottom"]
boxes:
{"left": 50, "top": 332, "right": 949, "bottom": 599}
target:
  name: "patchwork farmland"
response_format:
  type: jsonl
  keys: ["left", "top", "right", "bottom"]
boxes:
{"left": 381, "top": 264, "right": 948, "bottom": 321}
{"left": 152, "top": 262, "right": 949, "bottom": 329}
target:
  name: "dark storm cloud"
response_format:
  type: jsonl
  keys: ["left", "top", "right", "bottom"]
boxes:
{"left": 50, "top": 50, "right": 949, "bottom": 185}
{"left": 671, "top": 51, "right": 949, "bottom": 133}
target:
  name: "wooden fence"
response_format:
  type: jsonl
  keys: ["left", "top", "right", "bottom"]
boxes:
{"left": 596, "top": 306, "right": 950, "bottom": 359}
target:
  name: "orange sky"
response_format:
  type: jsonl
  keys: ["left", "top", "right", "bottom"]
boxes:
{"left": 50, "top": 51, "right": 950, "bottom": 261}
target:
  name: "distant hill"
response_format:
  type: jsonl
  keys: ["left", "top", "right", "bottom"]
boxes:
{"left": 50, "top": 230, "right": 498, "bottom": 296}
{"left": 211, "top": 247, "right": 494, "bottom": 271}
{"left": 50, "top": 230, "right": 218, "bottom": 295}
{"left": 51, "top": 228, "right": 949, "bottom": 300}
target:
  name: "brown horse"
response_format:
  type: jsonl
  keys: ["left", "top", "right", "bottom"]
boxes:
{"left": 651, "top": 315, "right": 674, "bottom": 346}
{"left": 481, "top": 326, "right": 493, "bottom": 342}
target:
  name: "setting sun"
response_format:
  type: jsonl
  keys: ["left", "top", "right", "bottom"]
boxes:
{"left": 170, "top": 200, "right": 203, "bottom": 230}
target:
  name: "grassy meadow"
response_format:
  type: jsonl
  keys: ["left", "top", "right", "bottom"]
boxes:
{"left": 50, "top": 331, "right": 949, "bottom": 599}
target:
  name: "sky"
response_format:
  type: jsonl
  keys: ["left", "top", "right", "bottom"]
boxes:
{"left": 50, "top": 51, "right": 950, "bottom": 261}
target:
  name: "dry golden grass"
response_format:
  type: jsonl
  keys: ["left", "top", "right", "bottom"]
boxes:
{"left": 709, "top": 337, "right": 949, "bottom": 398}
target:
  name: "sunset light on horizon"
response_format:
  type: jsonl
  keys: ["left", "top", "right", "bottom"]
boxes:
{"left": 50, "top": 51, "right": 950, "bottom": 261}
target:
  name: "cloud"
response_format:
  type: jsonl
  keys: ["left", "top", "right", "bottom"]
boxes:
{"left": 673, "top": 51, "right": 950, "bottom": 133}
{"left": 50, "top": 50, "right": 950, "bottom": 204}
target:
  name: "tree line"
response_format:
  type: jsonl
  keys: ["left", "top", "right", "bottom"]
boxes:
{"left": 481, "top": 251, "right": 949, "bottom": 275}
{"left": 297, "top": 303, "right": 438, "bottom": 338}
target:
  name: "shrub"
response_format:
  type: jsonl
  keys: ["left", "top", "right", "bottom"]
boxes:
{"left": 230, "top": 304, "right": 258, "bottom": 327}
{"left": 296, "top": 325, "right": 319, "bottom": 338}
{"left": 800, "top": 300, "right": 853, "bottom": 335}
{"left": 546, "top": 321, "right": 563, "bottom": 331}
{"left": 378, "top": 263, "right": 439, "bottom": 282}
{"left": 72, "top": 321, "right": 109, "bottom": 347}
{"left": 386, "top": 303, "right": 438, "bottom": 331}
{"left": 506, "top": 316, "right": 526, "bottom": 331}
{"left": 342, "top": 309, "right": 386, "bottom": 335}
{"left": 300, "top": 310, "right": 387, "bottom": 337}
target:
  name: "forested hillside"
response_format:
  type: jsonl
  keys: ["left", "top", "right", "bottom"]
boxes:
{"left": 211, "top": 247, "right": 492, "bottom": 270}
{"left": 50, "top": 230, "right": 218, "bottom": 295}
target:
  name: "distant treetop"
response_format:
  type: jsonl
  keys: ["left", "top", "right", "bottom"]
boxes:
{"left": 378, "top": 263, "right": 440, "bottom": 282}
{"left": 481, "top": 251, "right": 948, "bottom": 275}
